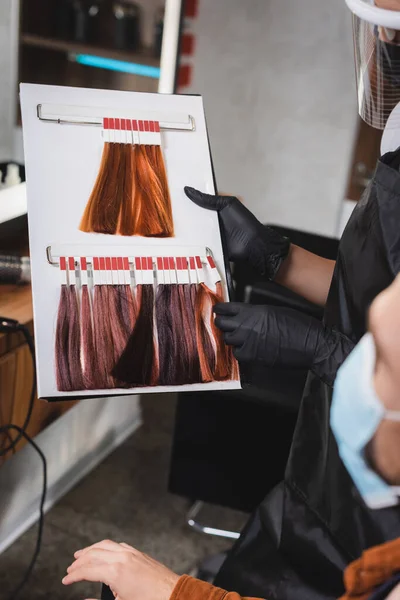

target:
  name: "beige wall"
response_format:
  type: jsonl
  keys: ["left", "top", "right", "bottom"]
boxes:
{"left": 187, "top": 0, "right": 358, "bottom": 237}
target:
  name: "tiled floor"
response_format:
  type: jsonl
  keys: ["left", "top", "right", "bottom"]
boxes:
{"left": 0, "top": 395, "right": 247, "bottom": 599}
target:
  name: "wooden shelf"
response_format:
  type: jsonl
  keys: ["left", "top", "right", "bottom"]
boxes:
{"left": 21, "top": 33, "right": 160, "bottom": 68}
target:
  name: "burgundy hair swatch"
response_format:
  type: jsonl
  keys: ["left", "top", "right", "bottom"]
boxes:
{"left": 68, "top": 284, "right": 84, "bottom": 390}
{"left": 178, "top": 284, "right": 202, "bottom": 384}
{"left": 81, "top": 284, "right": 97, "bottom": 390}
{"left": 55, "top": 284, "right": 73, "bottom": 391}
{"left": 112, "top": 284, "right": 157, "bottom": 386}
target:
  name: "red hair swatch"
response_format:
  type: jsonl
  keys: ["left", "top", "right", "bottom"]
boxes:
{"left": 194, "top": 283, "right": 216, "bottom": 383}
{"left": 178, "top": 284, "right": 202, "bottom": 383}
{"left": 80, "top": 142, "right": 122, "bottom": 234}
{"left": 79, "top": 140, "right": 173, "bottom": 238}
{"left": 130, "top": 145, "right": 174, "bottom": 237}
{"left": 92, "top": 285, "right": 114, "bottom": 389}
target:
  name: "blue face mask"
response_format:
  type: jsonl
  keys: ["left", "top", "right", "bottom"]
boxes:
{"left": 331, "top": 333, "right": 400, "bottom": 509}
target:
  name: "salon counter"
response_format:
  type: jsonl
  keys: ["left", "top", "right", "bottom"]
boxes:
{"left": 0, "top": 282, "right": 75, "bottom": 459}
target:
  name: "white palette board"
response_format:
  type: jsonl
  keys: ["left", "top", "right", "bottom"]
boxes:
{"left": 20, "top": 83, "right": 240, "bottom": 400}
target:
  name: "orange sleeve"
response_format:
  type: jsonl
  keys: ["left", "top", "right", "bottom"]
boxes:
{"left": 170, "top": 574, "right": 265, "bottom": 600}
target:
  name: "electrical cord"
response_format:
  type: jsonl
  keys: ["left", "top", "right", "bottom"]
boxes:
{"left": 0, "top": 316, "right": 47, "bottom": 600}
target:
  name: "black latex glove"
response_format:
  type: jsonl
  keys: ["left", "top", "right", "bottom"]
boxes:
{"left": 214, "top": 302, "right": 355, "bottom": 386}
{"left": 184, "top": 187, "right": 290, "bottom": 280}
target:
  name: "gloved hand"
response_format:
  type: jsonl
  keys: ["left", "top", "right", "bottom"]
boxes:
{"left": 214, "top": 302, "right": 355, "bottom": 386}
{"left": 184, "top": 186, "right": 290, "bottom": 280}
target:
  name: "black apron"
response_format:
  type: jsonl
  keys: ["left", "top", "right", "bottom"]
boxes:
{"left": 214, "top": 149, "right": 400, "bottom": 600}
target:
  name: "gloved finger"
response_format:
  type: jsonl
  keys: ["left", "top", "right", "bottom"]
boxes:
{"left": 213, "top": 302, "right": 243, "bottom": 316}
{"left": 184, "top": 186, "right": 229, "bottom": 211}
{"left": 223, "top": 330, "right": 245, "bottom": 347}
{"left": 214, "top": 315, "right": 237, "bottom": 332}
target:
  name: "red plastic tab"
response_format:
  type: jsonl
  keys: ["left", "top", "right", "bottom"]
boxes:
{"left": 81, "top": 257, "right": 87, "bottom": 270}
{"left": 68, "top": 257, "right": 75, "bottom": 271}
{"left": 195, "top": 256, "right": 202, "bottom": 269}
{"left": 149, "top": 121, "right": 155, "bottom": 132}
{"left": 163, "top": 257, "right": 169, "bottom": 270}
{"left": 111, "top": 257, "right": 117, "bottom": 270}
{"left": 169, "top": 257, "right": 175, "bottom": 270}
{"left": 132, "top": 119, "right": 138, "bottom": 131}
{"left": 115, "top": 118, "right": 121, "bottom": 130}
{"left": 157, "top": 257, "right": 163, "bottom": 270}
{"left": 144, "top": 120, "right": 149, "bottom": 132}
{"left": 93, "top": 257, "right": 99, "bottom": 270}
{"left": 99, "top": 257, "right": 106, "bottom": 271}
{"left": 105, "top": 257, "right": 112, "bottom": 271}
{"left": 181, "top": 34, "right": 195, "bottom": 55}
{"left": 182, "top": 257, "right": 188, "bottom": 269}
{"left": 117, "top": 257, "right": 123, "bottom": 270}
{"left": 109, "top": 118, "right": 115, "bottom": 130}
{"left": 138, "top": 120, "right": 144, "bottom": 132}
{"left": 127, "top": 120, "right": 132, "bottom": 131}
{"left": 189, "top": 257, "right": 195, "bottom": 270}
{"left": 155, "top": 121, "right": 160, "bottom": 133}
{"left": 60, "top": 256, "right": 66, "bottom": 271}
{"left": 184, "top": 0, "right": 198, "bottom": 17}
{"left": 207, "top": 256, "right": 216, "bottom": 269}
{"left": 135, "top": 257, "right": 141, "bottom": 270}
{"left": 103, "top": 117, "right": 109, "bottom": 129}
{"left": 177, "top": 65, "right": 192, "bottom": 88}
{"left": 176, "top": 257, "right": 182, "bottom": 269}
{"left": 147, "top": 257, "right": 152, "bottom": 270}
{"left": 123, "top": 257, "right": 130, "bottom": 270}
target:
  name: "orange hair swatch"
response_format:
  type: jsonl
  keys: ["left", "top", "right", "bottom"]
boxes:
{"left": 79, "top": 141, "right": 173, "bottom": 238}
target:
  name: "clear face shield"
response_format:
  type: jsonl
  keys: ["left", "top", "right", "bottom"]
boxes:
{"left": 345, "top": 0, "right": 400, "bottom": 129}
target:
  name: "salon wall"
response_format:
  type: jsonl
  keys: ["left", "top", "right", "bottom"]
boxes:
{"left": 0, "top": 0, "right": 19, "bottom": 162}
{"left": 187, "top": 0, "right": 358, "bottom": 237}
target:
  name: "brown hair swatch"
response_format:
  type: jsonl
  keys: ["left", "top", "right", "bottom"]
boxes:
{"left": 178, "top": 284, "right": 202, "bottom": 384}
{"left": 112, "top": 284, "right": 157, "bottom": 386}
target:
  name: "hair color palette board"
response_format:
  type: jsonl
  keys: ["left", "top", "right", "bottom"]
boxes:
{"left": 20, "top": 83, "right": 241, "bottom": 400}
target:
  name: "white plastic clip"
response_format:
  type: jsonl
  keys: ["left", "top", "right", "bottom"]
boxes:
{"left": 60, "top": 256, "right": 68, "bottom": 285}
{"left": 68, "top": 256, "right": 76, "bottom": 286}
{"left": 206, "top": 255, "right": 221, "bottom": 284}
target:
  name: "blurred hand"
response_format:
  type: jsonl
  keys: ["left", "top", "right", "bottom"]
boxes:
{"left": 62, "top": 539, "right": 179, "bottom": 600}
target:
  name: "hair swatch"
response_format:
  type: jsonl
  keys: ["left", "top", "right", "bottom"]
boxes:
{"left": 129, "top": 145, "right": 174, "bottom": 237}
{"left": 178, "top": 284, "right": 202, "bottom": 384}
{"left": 68, "top": 285, "right": 84, "bottom": 390}
{"left": 194, "top": 284, "right": 216, "bottom": 383}
{"left": 112, "top": 284, "right": 157, "bottom": 386}
{"left": 92, "top": 285, "right": 114, "bottom": 388}
{"left": 55, "top": 284, "right": 73, "bottom": 391}
{"left": 79, "top": 141, "right": 173, "bottom": 238}
{"left": 81, "top": 284, "right": 97, "bottom": 390}
{"left": 54, "top": 256, "right": 239, "bottom": 393}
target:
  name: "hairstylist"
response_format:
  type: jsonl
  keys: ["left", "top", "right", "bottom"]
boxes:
{"left": 181, "top": 1, "right": 400, "bottom": 596}
{"left": 62, "top": 276, "right": 400, "bottom": 600}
